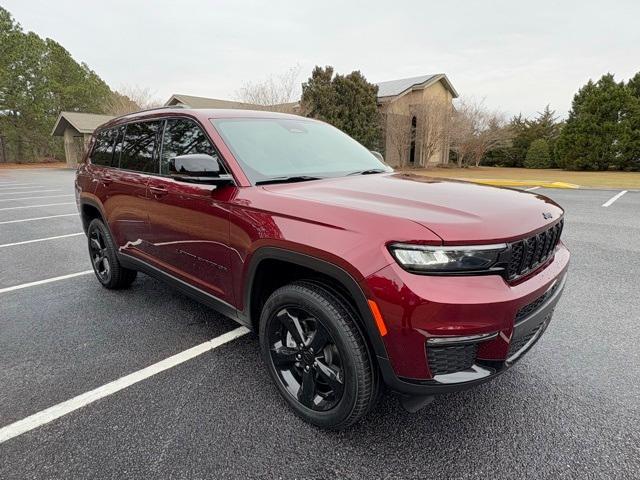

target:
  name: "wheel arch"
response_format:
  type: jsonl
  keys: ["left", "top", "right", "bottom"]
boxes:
{"left": 242, "top": 247, "right": 389, "bottom": 361}
{"left": 79, "top": 198, "right": 107, "bottom": 233}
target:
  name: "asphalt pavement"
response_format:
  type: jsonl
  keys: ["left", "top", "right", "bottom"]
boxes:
{"left": 0, "top": 169, "right": 638, "bottom": 479}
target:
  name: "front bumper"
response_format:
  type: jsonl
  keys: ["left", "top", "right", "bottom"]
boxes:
{"left": 365, "top": 243, "right": 569, "bottom": 396}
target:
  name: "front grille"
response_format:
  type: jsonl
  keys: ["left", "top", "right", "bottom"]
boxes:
{"left": 427, "top": 343, "right": 477, "bottom": 376}
{"left": 515, "top": 281, "right": 560, "bottom": 323}
{"left": 508, "top": 312, "right": 552, "bottom": 358}
{"left": 506, "top": 220, "right": 563, "bottom": 280}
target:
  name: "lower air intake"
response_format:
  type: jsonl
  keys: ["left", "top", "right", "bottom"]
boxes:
{"left": 426, "top": 343, "right": 477, "bottom": 376}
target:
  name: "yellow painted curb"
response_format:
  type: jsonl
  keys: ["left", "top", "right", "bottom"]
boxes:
{"left": 462, "top": 179, "right": 580, "bottom": 189}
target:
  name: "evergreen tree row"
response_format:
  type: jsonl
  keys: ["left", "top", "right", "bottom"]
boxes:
{"left": 486, "top": 74, "right": 640, "bottom": 171}
{"left": 0, "top": 7, "right": 113, "bottom": 162}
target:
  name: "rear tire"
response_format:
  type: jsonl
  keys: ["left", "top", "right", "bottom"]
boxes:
{"left": 87, "top": 218, "right": 137, "bottom": 289}
{"left": 259, "top": 281, "right": 378, "bottom": 429}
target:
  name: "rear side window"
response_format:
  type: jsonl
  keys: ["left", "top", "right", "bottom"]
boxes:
{"left": 119, "top": 121, "right": 160, "bottom": 173}
{"left": 90, "top": 129, "right": 117, "bottom": 167}
{"left": 160, "top": 119, "right": 221, "bottom": 175}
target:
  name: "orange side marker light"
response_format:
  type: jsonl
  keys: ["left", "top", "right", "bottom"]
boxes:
{"left": 367, "top": 299, "right": 388, "bottom": 337}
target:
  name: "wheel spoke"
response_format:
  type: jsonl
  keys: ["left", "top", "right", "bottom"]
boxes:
{"left": 308, "top": 323, "right": 329, "bottom": 352}
{"left": 277, "top": 309, "right": 306, "bottom": 346}
{"left": 90, "top": 237, "right": 101, "bottom": 251}
{"left": 315, "top": 359, "right": 344, "bottom": 396}
{"left": 297, "top": 369, "right": 316, "bottom": 407}
{"left": 271, "top": 346, "right": 299, "bottom": 367}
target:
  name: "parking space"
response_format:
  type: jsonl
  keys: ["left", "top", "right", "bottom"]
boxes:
{"left": 0, "top": 219, "right": 83, "bottom": 247}
{"left": 1, "top": 169, "right": 639, "bottom": 479}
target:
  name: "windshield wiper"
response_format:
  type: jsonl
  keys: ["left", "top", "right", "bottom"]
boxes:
{"left": 255, "top": 175, "right": 322, "bottom": 185}
{"left": 346, "top": 168, "right": 387, "bottom": 176}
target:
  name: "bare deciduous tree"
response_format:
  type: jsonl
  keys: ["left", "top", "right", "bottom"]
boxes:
{"left": 383, "top": 112, "right": 412, "bottom": 167}
{"left": 104, "top": 85, "right": 162, "bottom": 116}
{"left": 236, "top": 65, "right": 301, "bottom": 111}
{"left": 449, "top": 98, "right": 511, "bottom": 167}
{"left": 413, "top": 98, "right": 452, "bottom": 166}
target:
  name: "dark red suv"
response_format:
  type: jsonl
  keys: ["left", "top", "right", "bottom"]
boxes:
{"left": 76, "top": 107, "right": 569, "bottom": 429}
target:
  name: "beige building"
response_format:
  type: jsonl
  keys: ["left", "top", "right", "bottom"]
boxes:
{"left": 166, "top": 74, "right": 457, "bottom": 169}
{"left": 377, "top": 74, "right": 458, "bottom": 168}
{"left": 51, "top": 112, "right": 115, "bottom": 166}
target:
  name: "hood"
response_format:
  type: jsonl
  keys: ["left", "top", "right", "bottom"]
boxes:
{"left": 263, "top": 173, "right": 564, "bottom": 244}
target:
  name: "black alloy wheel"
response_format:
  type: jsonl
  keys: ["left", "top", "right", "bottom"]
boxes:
{"left": 259, "top": 281, "right": 378, "bottom": 429}
{"left": 86, "top": 218, "right": 137, "bottom": 289}
{"left": 267, "top": 306, "right": 345, "bottom": 411}
{"left": 89, "top": 226, "right": 111, "bottom": 283}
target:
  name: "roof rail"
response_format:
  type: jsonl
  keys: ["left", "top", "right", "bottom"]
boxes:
{"left": 108, "top": 104, "right": 187, "bottom": 122}
{"left": 132, "top": 104, "right": 186, "bottom": 114}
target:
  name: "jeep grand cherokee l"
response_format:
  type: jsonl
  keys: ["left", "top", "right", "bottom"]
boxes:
{"left": 75, "top": 107, "right": 569, "bottom": 429}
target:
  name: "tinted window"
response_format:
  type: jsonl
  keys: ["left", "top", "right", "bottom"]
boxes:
{"left": 119, "top": 121, "right": 160, "bottom": 173}
{"left": 112, "top": 126, "right": 125, "bottom": 165}
{"left": 90, "top": 129, "right": 117, "bottom": 167}
{"left": 160, "top": 119, "right": 220, "bottom": 175}
{"left": 211, "top": 118, "right": 389, "bottom": 184}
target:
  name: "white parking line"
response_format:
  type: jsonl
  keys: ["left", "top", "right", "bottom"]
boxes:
{"left": 0, "top": 185, "right": 44, "bottom": 189}
{"left": 0, "top": 202, "right": 75, "bottom": 211}
{"left": 0, "top": 326, "right": 249, "bottom": 444}
{"left": 0, "top": 189, "right": 61, "bottom": 196}
{"left": 0, "top": 233, "right": 84, "bottom": 248}
{"left": 525, "top": 186, "right": 540, "bottom": 191}
{"left": 0, "top": 270, "right": 93, "bottom": 294}
{"left": 0, "top": 194, "right": 74, "bottom": 202}
{"left": 0, "top": 213, "right": 78, "bottom": 225}
{"left": 602, "top": 190, "right": 628, "bottom": 207}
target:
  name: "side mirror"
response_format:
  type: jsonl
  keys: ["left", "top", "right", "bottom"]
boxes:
{"left": 370, "top": 151, "right": 385, "bottom": 163}
{"left": 168, "top": 154, "right": 233, "bottom": 186}
{"left": 169, "top": 154, "right": 220, "bottom": 177}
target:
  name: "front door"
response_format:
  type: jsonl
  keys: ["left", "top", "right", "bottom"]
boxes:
{"left": 145, "top": 118, "right": 235, "bottom": 306}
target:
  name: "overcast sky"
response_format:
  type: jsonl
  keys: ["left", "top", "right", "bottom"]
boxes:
{"left": 4, "top": 0, "right": 639, "bottom": 118}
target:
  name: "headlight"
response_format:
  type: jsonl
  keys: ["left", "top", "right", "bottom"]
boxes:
{"left": 389, "top": 243, "right": 506, "bottom": 273}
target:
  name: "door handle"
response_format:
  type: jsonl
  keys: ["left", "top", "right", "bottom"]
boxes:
{"left": 150, "top": 185, "right": 168, "bottom": 196}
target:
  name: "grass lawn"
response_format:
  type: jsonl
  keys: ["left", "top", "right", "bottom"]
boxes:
{"left": 406, "top": 166, "right": 640, "bottom": 189}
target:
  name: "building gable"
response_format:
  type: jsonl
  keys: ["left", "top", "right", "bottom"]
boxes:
{"left": 375, "top": 74, "right": 458, "bottom": 102}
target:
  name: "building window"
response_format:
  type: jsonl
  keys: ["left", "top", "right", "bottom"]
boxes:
{"left": 409, "top": 116, "right": 417, "bottom": 164}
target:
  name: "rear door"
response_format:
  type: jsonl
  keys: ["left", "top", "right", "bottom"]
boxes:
{"left": 103, "top": 120, "right": 161, "bottom": 256}
{"left": 145, "top": 117, "right": 235, "bottom": 305}
{"left": 87, "top": 127, "right": 120, "bottom": 197}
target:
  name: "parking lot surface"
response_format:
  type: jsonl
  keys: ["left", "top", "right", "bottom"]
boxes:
{"left": 1, "top": 169, "right": 638, "bottom": 479}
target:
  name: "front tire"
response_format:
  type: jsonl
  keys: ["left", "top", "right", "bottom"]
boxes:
{"left": 87, "top": 218, "right": 137, "bottom": 289}
{"left": 259, "top": 281, "right": 378, "bottom": 429}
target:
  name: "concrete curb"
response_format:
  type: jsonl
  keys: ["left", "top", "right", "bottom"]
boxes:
{"left": 460, "top": 179, "right": 580, "bottom": 189}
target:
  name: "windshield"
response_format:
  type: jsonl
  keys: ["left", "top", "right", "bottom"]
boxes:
{"left": 211, "top": 117, "right": 391, "bottom": 184}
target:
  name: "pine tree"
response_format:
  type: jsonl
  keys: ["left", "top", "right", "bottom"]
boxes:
{"left": 619, "top": 72, "right": 640, "bottom": 170}
{"left": 301, "top": 66, "right": 380, "bottom": 149}
{"left": 524, "top": 138, "right": 551, "bottom": 168}
{"left": 484, "top": 106, "right": 561, "bottom": 168}
{"left": 0, "top": 6, "right": 113, "bottom": 161}
{"left": 556, "top": 74, "right": 630, "bottom": 170}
